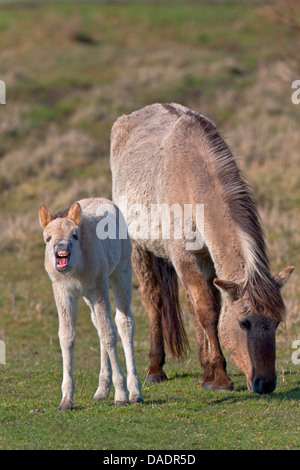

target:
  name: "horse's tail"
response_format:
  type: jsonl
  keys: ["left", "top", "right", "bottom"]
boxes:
{"left": 152, "top": 256, "right": 189, "bottom": 360}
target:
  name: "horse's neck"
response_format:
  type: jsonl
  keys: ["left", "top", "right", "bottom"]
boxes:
{"left": 205, "top": 220, "right": 247, "bottom": 282}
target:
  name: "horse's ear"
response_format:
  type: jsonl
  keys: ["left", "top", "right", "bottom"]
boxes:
{"left": 274, "top": 266, "right": 295, "bottom": 289}
{"left": 39, "top": 205, "right": 53, "bottom": 229}
{"left": 67, "top": 202, "right": 82, "bottom": 226}
{"left": 213, "top": 278, "right": 241, "bottom": 300}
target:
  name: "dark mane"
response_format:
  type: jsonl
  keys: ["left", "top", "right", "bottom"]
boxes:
{"left": 53, "top": 208, "right": 70, "bottom": 219}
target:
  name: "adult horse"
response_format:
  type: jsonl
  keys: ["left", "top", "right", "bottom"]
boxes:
{"left": 110, "top": 103, "right": 294, "bottom": 394}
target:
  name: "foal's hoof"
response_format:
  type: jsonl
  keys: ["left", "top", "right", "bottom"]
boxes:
{"left": 114, "top": 400, "right": 129, "bottom": 407}
{"left": 146, "top": 373, "right": 167, "bottom": 384}
{"left": 94, "top": 389, "right": 111, "bottom": 402}
{"left": 94, "top": 394, "right": 108, "bottom": 402}
{"left": 59, "top": 401, "right": 74, "bottom": 412}
{"left": 130, "top": 397, "right": 144, "bottom": 405}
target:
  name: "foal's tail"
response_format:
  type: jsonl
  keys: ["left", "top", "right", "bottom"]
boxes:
{"left": 153, "top": 256, "right": 189, "bottom": 360}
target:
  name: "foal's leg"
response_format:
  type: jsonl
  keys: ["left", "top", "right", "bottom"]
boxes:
{"left": 90, "top": 280, "right": 128, "bottom": 406}
{"left": 84, "top": 297, "right": 112, "bottom": 401}
{"left": 131, "top": 241, "right": 167, "bottom": 383}
{"left": 110, "top": 255, "right": 143, "bottom": 404}
{"left": 94, "top": 339, "right": 112, "bottom": 401}
{"left": 53, "top": 283, "right": 78, "bottom": 411}
{"left": 173, "top": 253, "right": 233, "bottom": 391}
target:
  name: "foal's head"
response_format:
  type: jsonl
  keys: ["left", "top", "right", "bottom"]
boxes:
{"left": 214, "top": 266, "right": 294, "bottom": 394}
{"left": 39, "top": 202, "right": 82, "bottom": 275}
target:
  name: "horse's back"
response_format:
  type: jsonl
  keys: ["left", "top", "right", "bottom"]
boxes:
{"left": 111, "top": 102, "right": 207, "bottom": 159}
{"left": 110, "top": 103, "right": 219, "bottom": 208}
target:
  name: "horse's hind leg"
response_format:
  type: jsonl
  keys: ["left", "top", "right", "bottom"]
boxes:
{"left": 174, "top": 252, "right": 233, "bottom": 391}
{"left": 131, "top": 241, "right": 167, "bottom": 383}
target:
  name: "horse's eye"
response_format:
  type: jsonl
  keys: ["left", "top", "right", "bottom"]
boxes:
{"left": 73, "top": 233, "right": 78, "bottom": 240}
{"left": 239, "top": 319, "right": 251, "bottom": 330}
{"left": 46, "top": 236, "right": 51, "bottom": 243}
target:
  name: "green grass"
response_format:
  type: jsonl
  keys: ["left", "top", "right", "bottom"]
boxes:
{"left": 1, "top": 334, "right": 299, "bottom": 450}
{"left": 0, "top": 0, "right": 300, "bottom": 450}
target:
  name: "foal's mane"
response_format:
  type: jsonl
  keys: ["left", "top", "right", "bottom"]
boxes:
{"left": 53, "top": 208, "right": 70, "bottom": 219}
{"left": 182, "top": 108, "right": 285, "bottom": 321}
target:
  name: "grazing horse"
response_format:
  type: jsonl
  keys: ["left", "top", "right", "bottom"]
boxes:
{"left": 110, "top": 103, "right": 294, "bottom": 394}
{"left": 39, "top": 198, "right": 143, "bottom": 410}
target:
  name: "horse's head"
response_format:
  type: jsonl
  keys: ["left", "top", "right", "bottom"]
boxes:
{"left": 214, "top": 266, "right": 294, "bottom": 394}
{"left": 39, "top": 202, "right": 82, "bottom": 276}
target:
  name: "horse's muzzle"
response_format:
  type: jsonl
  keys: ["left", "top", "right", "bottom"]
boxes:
{"left": 252, "top": 375, "right": 277, "bottom": 394}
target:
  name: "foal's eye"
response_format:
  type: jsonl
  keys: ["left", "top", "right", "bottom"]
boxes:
{"left": 239, "top": 319, "right": 251, "bottom": 331}
{"left": 46, "top": 236, "right": 51, "bottom": 243}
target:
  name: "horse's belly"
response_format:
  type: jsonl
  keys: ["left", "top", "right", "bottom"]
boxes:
{"left": 129, "top": 236, "right": 169, "bottom": 260}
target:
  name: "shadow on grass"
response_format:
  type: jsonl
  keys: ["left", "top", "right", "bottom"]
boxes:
{"left": 165, "top": 371, "right": 201, "bottom": 381}
{"left": 202, "top": 383, "right": 300, "bottom": 405}
{"left": 155, "top": 369, "right": 300, "bottom": 404}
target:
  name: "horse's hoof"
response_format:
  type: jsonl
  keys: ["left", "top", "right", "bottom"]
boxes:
{"left": 213, "top": 383, "right": 234, "bottom": 392}
{"left": 146, "top": 374, "right": 167, "bottom": 384}
{"left": 202, "top": 381, "right": 214, "bottom": 390}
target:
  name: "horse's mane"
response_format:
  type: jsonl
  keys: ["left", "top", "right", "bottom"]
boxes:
{"left": 185, "top": 109, "right": 286, "bottom": 321}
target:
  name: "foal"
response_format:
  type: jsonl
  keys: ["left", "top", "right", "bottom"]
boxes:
{"left": 39, "top": 198, "right": 143, "bottom": 410}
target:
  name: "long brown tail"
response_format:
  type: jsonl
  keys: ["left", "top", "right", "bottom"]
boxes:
{"left": 152, "top": 256, "right": 189, "bottom": 360}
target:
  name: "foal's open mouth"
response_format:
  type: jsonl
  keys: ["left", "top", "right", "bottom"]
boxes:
{"left": 56, "top": 251, "right": 71, "bottom": 271}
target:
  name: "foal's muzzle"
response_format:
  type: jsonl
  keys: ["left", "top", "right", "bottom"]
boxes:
{"left": 54, "top": 241, "right": 72, "bottom": 272}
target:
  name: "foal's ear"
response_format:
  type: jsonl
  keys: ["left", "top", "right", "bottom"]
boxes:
{"left": 67, "top": 202, "right": 82, "bottom": 226}
{"left": 273, "top": 266, "right": 295, "bottom": 289}
{"left": 213, "top": 278, "right": 241, "bottom": 300}
{"left": 39, "top": 205, "right": 53, "bottom": 229}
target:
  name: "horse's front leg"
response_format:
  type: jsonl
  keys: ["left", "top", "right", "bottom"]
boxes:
{"left": 174, "top": 253, "right": 234, "bottom": 392}
{"left": 53, "top": 283, "right": 78, "bottom": 411}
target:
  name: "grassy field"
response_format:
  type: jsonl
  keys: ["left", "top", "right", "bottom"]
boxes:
{"left": 0, "top": 0, "right": 299, "bottom": 450}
